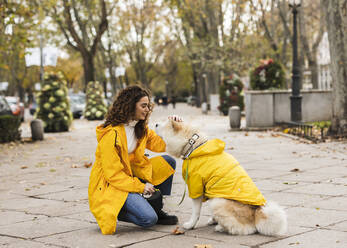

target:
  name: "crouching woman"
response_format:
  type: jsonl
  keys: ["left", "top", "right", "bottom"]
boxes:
{"left": 88, "top": 85, "right": 179, "bottom": 235}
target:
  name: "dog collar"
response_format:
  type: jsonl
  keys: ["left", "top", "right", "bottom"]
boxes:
{"left": 181, "top": 133, "right": 200, "bottom": 160}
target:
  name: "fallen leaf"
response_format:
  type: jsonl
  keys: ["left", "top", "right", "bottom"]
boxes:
{"left": 84, "top": 162, "right": 93, "bottom": 168}
{"left": 290, "top": 168, "right": 300, "bottom": 172}
{"left": 171, "top": 226, "right": 185, "bottom": 235}
{"left": 21, "top": 166, "right": 28, "bottom": 169}
{"left": 244, "top": 132, "right": 249, "bottom": 136}
{"left": 283, "top": 182, "right": 298, "bottom": 185}
{"left": 49, "top": 169, "right": 56, "bottom": 172}
{"left": 194, "top": 245, "right": 213, "bottom": 248}
{"left": 227, "top": 146, "right": 234, "bottom": 150}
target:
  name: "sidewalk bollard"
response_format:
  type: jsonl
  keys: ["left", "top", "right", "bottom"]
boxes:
{"left": 201, "top": 102, "right": 208, "bottom": 114}
{"left": 229, "top": 106, "right": 241, "bottom": 129}
{"left": 30, "top": 119, "right": 44, "bottom": 141}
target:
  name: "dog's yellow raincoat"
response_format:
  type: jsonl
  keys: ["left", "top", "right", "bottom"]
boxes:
{"left": 88, "top": 124, "right": 174, "bottom": 235}
{"left": 182, "top": 139, "right": 266, "bottom": 206}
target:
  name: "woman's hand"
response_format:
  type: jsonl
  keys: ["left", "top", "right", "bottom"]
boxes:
{"left": 168, "top": 115, "right": 183, "bottom": 122}
{"left": 143, "top": 182, "right": 155, "bottom": 195}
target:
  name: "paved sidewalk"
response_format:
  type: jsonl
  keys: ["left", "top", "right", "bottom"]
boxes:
{"left": 0, "top": 103, "right": 346, "bottom": 248}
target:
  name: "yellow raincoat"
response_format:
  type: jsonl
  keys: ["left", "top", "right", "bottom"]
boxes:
{"left": 88, "top": 124, "right": 175, "bottom": 235}
{"left": 182, "top": 139, "right": 266, "bottom": 206}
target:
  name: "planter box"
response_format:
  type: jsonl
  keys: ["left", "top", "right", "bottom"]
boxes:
{"left": 245, "top": 90, "right": 332, "bottom": 127}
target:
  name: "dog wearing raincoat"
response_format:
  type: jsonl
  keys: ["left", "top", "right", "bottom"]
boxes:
{"left": 155, "top": 120, "right": 287, "bottom": 236}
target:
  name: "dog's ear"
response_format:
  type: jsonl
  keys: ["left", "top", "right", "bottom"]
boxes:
{"left": 171, "top": 119, "right": 182, "bottom": 132}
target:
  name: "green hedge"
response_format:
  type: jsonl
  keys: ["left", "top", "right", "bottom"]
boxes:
{"left": 0, "top": 115, "right": 21, "bottom": 143}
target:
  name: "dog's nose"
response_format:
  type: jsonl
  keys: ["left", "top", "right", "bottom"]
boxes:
{"left": 155, "top": 124, "right": 159, "bottom": 128}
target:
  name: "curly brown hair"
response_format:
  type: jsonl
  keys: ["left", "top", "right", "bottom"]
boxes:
{"left": 103, "top": 85, "right": 153, "bottom": 139}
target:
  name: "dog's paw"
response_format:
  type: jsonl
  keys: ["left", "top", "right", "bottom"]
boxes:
{"left": 207, "top": 217, "right": 217, "bottom": 225}
{"left": 183, "top": 221, "right": 196, "bottom": 230}
{"left": 215, "top": 224, "right": 225, "bottom": 233}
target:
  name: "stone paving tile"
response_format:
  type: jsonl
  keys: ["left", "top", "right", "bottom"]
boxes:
{"left": 252, "top": 179, "right": 310, "bottom": 192}
{"left": 0, "top": 216, "right": 93, "bottom": 239}
{"left": 325, "top": 220, "right": 347, "bottom": 232}
{"left": 126, "top": 235, "right": 248, "bottom": 248}
{"left": 0, "top": 235, "right": 22, "bottom": 246}
{"left": 285, "top": 206, "right": 347, "bottom": 228}
{"left": 274, "top": 171, "right": 344, "bottom": 183}
{"left": 35, "top": 226, "right": 168, "bottom": 248}
{"left": 262, "top": 191, "right": 331, "bottom": 208}
{"left": 303, "top": 196, "right": 347, "bottom": 211}
{"left": 0, "top": 197, "right": 89, "bottom": 217}
{"left": 0, "top": 210, "right": 41, "bottom": 226}
{"left": 1, "top": 239, "right": 59, "bottom": 247}
{"left": 282, "top": 182, "right": 347, "bottom": 196}
{"left": 259, "top": 228, "right": 347, "bottom": 248}
{"left": 35, "top": 187, "right": 88, "bottom": 202}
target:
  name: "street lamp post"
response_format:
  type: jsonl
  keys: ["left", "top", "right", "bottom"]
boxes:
{"left": 289, "top": 0, "right": 302, "bottom": 122}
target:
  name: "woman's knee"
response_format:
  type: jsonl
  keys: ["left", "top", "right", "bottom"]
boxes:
{"left": 162, "top": 155, "right": 176, "bottom": 170}
{"left": 140, "top": 212, "right": 158, "bottom": 227}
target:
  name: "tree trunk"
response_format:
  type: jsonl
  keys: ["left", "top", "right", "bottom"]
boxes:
{"left": 323, "top": 0, "right": 347, "bottom": 134}
{"left": 82, "top": 53, "right": 95, "bottom": 87}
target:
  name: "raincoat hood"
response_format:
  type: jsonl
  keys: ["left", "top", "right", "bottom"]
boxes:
{"left": 188, "top": 139, "right": 225, "bottom": 159}
{"left": 96, "top": 124, "right": 115, "bottom": 142}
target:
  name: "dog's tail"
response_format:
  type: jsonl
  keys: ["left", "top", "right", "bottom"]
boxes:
{"left": 255, "top": 201, "right": 287, "bottom": 236}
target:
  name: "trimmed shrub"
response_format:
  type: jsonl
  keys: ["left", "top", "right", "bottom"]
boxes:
{"left": 0, "top": 115, "right": 21, "bottom": 143}
{"left": 250, "top": 59, "right": 285, "bottom": 90}
{"left": 35, "top": 71, "right": 73, "bottom": 132}
{"left": 219, "top": 74, "right": 244, "bottom": 116}
{"left": 84, "top": 81, "right": 107, "bottom": 120}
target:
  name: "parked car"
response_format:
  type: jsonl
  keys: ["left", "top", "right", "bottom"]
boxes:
{"left": 0, "top": 95, "right": 13, "bottom": 116}
{"left": 69, "top": 93, "right": 86, "bottom": 119}
{"left": 5, "top": 96, "right": 24, "bottom": 121}
{"left": 186, "top": 96, "right": 197, "bottom": 106}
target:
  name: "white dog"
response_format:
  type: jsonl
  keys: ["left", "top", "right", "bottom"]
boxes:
{"left": 156, "top": 120, "right": 287, "bottom": 236}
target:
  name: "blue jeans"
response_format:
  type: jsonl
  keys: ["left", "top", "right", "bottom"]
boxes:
{"left": 118, "top": 155, "right": 176, "bottom": 227}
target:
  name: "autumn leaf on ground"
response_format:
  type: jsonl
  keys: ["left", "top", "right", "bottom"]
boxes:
{"left": 244, "top": 132, "right": 249, "bottom": 136}
{"left": 271, "top": 133, "right": 280, "bottom": 137}
{"left": 194, "top": 245, "right": 213, "bottom": 248}
{"left": 21, "top": 166, "right": 28, "bottom": 169}
{"left": 84, "top": 162, "right": 92, "bottom": 168}
{"left": 290, "top": 168, "right": 300, "bottom": 172}
{"left": 283, "top": 182, "right": 298, "bottom": 185}
{"left": 171, "top": 226, "right": 185, "bottom": 235}
{"left": 227, "top": 146, "right": 234, "bottom": 150}
{"left": 49, "top": 169, "right": 56, "bottom": 172}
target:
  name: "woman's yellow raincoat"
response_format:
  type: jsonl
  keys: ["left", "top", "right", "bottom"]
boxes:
{"left": 182, "top": 139, "right": 266, "bottom": 206}
{"left": 88, "top": 124, "right": 175, "bottom": 235}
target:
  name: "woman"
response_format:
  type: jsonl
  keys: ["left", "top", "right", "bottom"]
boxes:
{"left": 88, "top": 85, "right": 180, "bottom": 235}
